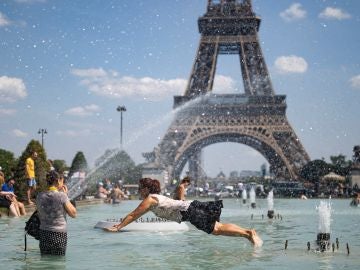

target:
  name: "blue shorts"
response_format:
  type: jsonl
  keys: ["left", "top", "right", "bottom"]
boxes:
{"left": 28, "top": 178, "right": 37, "bottom": 187}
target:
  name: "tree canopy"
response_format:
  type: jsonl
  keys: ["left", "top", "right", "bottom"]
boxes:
{"left": 88, "top": 149, "right": 142, "bottom": 187}
{"left": 0, "top": 148, "right": 17, "bottom": 179}
{"left": 69, "top": 151, "right": 88, "bottom": 177}
{"left": 14, "top": 140, "right": 49, "bottom": 198}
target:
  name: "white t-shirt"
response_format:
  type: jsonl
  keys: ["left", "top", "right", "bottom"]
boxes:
{"left": 149, "top": 194, "right": 191, "bottom": 223}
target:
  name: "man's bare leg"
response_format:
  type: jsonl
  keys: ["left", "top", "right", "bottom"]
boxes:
{"left": 212, "top": 221, "right": 263, "bottom": 247}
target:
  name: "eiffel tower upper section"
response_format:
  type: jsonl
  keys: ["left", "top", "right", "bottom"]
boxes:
{"left": 183, "top": 0, "right": 274, "bottom": 101}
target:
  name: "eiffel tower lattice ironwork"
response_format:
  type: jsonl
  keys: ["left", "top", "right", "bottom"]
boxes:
{"left": 143, "top": 0, "right": 310, "bottom": 183}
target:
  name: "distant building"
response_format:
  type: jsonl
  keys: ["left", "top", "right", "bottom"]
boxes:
{"left": 240, "top": 170, "right": 261, "bottom": 178}
{"left": 217, "top": 171, "right": 226, "bottom": 179}
{"left": 141, "top": 162, "right": 168, "bottom": 191}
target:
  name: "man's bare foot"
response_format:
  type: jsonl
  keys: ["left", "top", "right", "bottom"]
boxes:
{"left": 27, "top": 201, "right": 35, "bottom": 205}
{"left": 249, "top": 229, "right": 263, "bottom": 247}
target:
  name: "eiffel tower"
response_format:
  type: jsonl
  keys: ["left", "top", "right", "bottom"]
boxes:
{"left": 143, "top": 0, "right": 310, "bottom": 184}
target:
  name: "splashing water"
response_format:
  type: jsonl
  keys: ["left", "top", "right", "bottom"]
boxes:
{"left": 250, "top": 187, "right": 256, "bottom": 204}
{"left": 267, "top": 189, "right": 274, "bottom": 211}
{"left": 66, "top": 95, "right": 208, "bottom": 200}
{"left": 242, "top": 189, "right": 247, "bottom": 200}
{"left": 316, "top": 200, "right": 332, "bottom": 234}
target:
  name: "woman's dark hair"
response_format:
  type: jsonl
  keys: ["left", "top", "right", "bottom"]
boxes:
{"left": 181, "top": 176, "right": 190, "bottom": 184}
{"left": 46, "top": 171, "right": 60, "bottom": 186}
{"left": 139, "top": 178, "right": 161, "bottom": 194}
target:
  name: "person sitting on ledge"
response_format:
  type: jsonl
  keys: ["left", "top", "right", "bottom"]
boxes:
{"left": 105, "top": 178, "right": 263, "bottom": 247}
{"left": 96, "top": 182, "right": 109, "bottom": 199}
{"left": 1, "top": 178, "right": 26, "bottom": 216}
{"left": 0, "top": 190, "right": 20, "bottom": 217}
{"left": 110, "top": 183, "right": 128, "bottom": 203}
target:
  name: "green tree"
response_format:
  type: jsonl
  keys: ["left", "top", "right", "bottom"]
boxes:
{"left": 69, "top": 151, "right": 88, "bottom": 177}
{"left": 14, "top": 140, "right": 49, "bottom": 199}
{"left": 300, "top": 159, "right": 332, "bottom": 195}
{"left": 86, "top": 149, "right": 142, "bottom": 195}
{"left": 0, "top": 148, "right": 17, "bottom": 179}
{"left": 300, "top": 159, "right": 331, "bottom": 182}
{"left": 329, "top": 154, "right": 352, "bottom": 176}
{"left": 53, "top": 159, "right": 68, "bottom": 173}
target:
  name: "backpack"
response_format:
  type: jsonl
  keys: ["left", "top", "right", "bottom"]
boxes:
{"left": 24, "top": 210, "right": 40, "bottom": 251}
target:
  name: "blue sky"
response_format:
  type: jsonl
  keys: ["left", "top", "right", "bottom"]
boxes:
{"left": 0, "top": 0, "right": 359, "bottom": 177}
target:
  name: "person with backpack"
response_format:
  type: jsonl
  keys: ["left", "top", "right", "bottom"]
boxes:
{"left": 36, "top": 171, "right": 76, "bottom": 256}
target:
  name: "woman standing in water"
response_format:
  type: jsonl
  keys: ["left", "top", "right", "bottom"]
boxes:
{"left": 105, "top": 178, "right": 262, "bottom": 247}
{"left": 36, "top": 171, "right": 77, "bottom": 255}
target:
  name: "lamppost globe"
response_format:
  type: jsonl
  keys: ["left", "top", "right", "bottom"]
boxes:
{"left": 116, "top": 106, "right": 126, "bottom": 149}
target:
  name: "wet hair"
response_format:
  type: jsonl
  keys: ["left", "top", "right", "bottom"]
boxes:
{"left": 181, "top": 176, "right": 191, "bottom": 184}
{"left": 139, "top": 178, "right": 161, "bottom": 194}
{"left": 46, "top": 170, "right": 60, "bottom": 186}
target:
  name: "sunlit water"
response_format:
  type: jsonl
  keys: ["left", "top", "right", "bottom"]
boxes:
{"left": 1, "top": 199, "right": 359, "bottom": 269}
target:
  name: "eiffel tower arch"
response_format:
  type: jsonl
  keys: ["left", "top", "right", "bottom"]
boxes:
{"left": 143, "top": 0, "right": 310, "bottom": 184}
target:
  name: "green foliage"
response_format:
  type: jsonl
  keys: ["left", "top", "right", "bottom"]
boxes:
{"left": 13, "top": 140, "right": 49, "bottom": 199}
{"left": 0, "top": 148, "right": 17, "bottom": 179}
{"left": 53, "top": 159, "right": 68, "bottom": 173}
{"left": 69, "top": 151, "right": 88, "bottom": 177}
{"left": 86, "top": 149, "right": 142, "bottom": 194}
{"left": 300, "top": 159, "right": 331, "bottom": 182}
{"left": 329, "top": 154, "right": 352, "bottom": 176}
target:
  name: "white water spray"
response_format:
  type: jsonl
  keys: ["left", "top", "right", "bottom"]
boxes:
{"left": 267, "top": 189, "right": 274, "bottom": 211}
{"left": 67, "top": 95, "right": 208, "bottom": 199}
{"left": 242, "top": 189, "right": 247, "bottom": 200}
{"left": 317, "top": 200, "right": 332, "bottom": 234}
{"left": 250, "top": 187, "right": 256, "bottom": 204}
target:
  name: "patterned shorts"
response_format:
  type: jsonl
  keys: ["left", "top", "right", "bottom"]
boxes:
{"left": 181, "top": 200, "right": 223, "bottom": 234}
{"left": 39, "top": 229, "right": 67, "bottom": 256}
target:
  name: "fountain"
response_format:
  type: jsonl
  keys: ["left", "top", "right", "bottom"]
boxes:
{"left": 316, "top": 200, "right": 332, "bottom": 252}
{"left": 267, "top": 189, "right": 274, "bottom": 219}
{"left": 250, "top": 186, "right": 256, "bottom": 208}
{"left": 241, "top": 189, "right": 247, "bottom": 204}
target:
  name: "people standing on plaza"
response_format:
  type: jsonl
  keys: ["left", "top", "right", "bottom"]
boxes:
{"left": 25, "top": 151, "right": 38, "bottom": 205}
{"left": 36, "top": 171, "right": 77, "bottom": 256}
{"left": 1, "top": 178, "right": 26, "bottom": 215}
{"left": 105, "top": 178, "right": 263, "bottom": 247}
{"left": 173, "top": 176, "right": 191, "bottom": 201}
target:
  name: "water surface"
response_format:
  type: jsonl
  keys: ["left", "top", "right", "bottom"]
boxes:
{"left": 0, "top": 198, "right": 359, "bottom": 269}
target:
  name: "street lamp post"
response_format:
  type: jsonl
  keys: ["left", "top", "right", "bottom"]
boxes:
{"left": 38, "top": 128, "right": 47, "bottom": 148}
{"left": 116, "top": 106, "right": 126, "bottom": 149}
